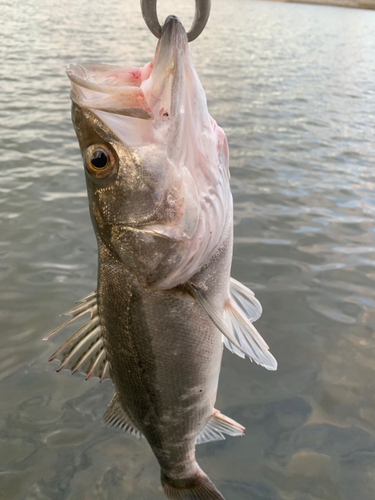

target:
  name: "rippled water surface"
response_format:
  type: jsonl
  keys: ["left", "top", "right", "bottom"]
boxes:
{"left": 2, "top": 0, "right": 375, "bottom": 498}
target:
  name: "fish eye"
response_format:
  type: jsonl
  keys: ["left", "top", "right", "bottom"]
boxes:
{"left": 84, "top": 144, "right": 117, "bottom": 179}
{"left": 91, "top": 149, "right": 108, "bottom": 169}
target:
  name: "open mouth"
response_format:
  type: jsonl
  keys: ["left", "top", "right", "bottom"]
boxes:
{"left": 67, "top": 16, "right": 188, "bottom": 121}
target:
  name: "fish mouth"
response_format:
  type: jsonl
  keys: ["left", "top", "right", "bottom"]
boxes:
{"left": 66, "top": 16, "right": 188, "bottom": 121}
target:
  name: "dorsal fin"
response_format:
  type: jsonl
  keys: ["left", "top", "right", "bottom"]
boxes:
{"left": 196, "top": 410, "right": 245, "bottom": 445}
{"left": 188, "top": 278, "right": 277, "bottom": 371}
{"left": 103, "top": 393, "right": 143, "bottom": 439}
{"left": 44, "top": 291, "right": 111, "bottom": 382}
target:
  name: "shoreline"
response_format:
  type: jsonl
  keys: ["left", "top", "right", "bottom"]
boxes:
{"left": 268, "top": 0, "right": 375, "bottom": 9}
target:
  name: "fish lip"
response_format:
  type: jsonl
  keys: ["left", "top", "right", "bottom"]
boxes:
{"left": 66, "top": 63, "right": 135, "bottom": 93}
{"left": 66, "top": 63, "right": 153, "bottom": 119}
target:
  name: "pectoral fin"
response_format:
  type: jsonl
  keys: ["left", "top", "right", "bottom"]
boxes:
{"left": 188, "top": 278, "right": 277, "bottom": 371}
{"left": 43, "top": 291, "right": 111, "bottom": 382}
{"left": 196, "top": 410, "right": 245, "bottom": 445}
{"left": 229, "top": 277, "right": 262, "bottom": 322}
{"left": 103, "top": 393, "right": 143, "bottom": 439}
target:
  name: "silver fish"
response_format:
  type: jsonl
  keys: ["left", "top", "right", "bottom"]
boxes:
{"left": 45, "top": 16, "right": 277, "bottom": 500}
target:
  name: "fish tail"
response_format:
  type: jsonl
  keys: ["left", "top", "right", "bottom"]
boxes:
{"left": 161, "top": 467, "right": 225, "bottom": 500}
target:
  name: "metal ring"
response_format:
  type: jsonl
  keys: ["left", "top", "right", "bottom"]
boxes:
{"left": 140, "top": 0, "right": 211, "bottom": 42}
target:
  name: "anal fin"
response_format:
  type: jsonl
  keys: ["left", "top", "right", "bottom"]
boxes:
{"left": 103, "top": 393, "right": 143, "bottom": 439}
{"left": 196, "top": 410, "right": 245, "bottom": 445}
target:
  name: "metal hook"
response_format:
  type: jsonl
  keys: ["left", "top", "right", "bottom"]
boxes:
{"left": 140, "top": 0, "right": 211, "bottom": 42}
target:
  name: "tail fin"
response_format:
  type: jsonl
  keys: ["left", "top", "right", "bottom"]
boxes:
{"left": 161, "top": 468, "right": 225, "bottom": 500}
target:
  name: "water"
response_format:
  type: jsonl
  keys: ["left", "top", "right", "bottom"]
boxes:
{"left": 1, "top": 0, "right": 375, "bottom": 498}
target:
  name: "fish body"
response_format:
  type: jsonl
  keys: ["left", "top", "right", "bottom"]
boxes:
{"left": 46, "top": 16, "right": 277, "bottom": 500}
{"left": 97, "top": 230, "right": 230, "bottom": 489}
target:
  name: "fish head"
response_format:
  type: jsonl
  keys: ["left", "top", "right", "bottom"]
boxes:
{"left": 68, "top": 16, "right": 231, "bottom": 288}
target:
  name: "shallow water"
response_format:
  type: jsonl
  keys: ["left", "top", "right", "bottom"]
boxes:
{"left": 1, "top": 0, "right": 375, "bottom": 499}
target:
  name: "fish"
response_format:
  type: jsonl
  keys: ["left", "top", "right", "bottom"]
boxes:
{"left": 45, "top": 15, "right": 277, "bottom": 500}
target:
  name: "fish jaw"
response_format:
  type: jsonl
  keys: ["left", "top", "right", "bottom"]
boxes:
{"left": 141, "top": 15, "right": 192, "bottom": 139}
{"left": 140, "top": 16, "right": 233, "bottom": 289}
{"left": 67, "top": 62, "right": 154, "bottom": 119}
